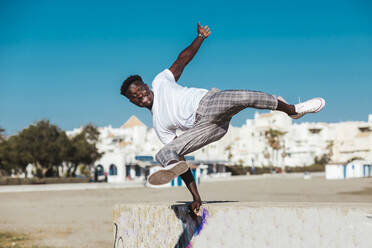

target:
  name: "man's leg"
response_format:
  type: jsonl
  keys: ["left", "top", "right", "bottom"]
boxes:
{"left": 155, "top": 120, "right": 229, "bottom": 167}
{"left": 195, "top": 89, "right": 279, "bottom": 123}
{"left": 276, "top": 99, "right": 296, "bottom": 115}
{"left": 148, "top": 120, "right": 229, "bottom": 185}
{"left": 196, "top": 88, "right": 323, "bottom": 121}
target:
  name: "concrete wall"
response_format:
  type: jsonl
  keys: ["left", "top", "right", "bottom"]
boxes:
{"left": 113, "top": 202, "right": 372, "bottom": 248}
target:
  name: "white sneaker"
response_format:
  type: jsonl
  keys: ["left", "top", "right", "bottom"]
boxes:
{"left": 290, "top": 97, "right": 326, "bottom": 119}
{"left": 148, "top": 161, "right": 189, "bottom": 185}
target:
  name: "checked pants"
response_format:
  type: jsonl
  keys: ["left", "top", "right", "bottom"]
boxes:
{"left": 155, "top": 88, "right": 278, "bottom": 167}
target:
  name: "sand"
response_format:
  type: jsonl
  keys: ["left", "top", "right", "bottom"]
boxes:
{"left": 0, "top": 176, "right": 371, "bottom": 247}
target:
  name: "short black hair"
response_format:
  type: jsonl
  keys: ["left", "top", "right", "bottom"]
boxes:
{"left": 120, "top": 75, "right": 143, "bottom": 96}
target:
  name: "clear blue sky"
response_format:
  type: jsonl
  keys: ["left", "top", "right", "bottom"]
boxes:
{"left": 1, "top": 0, "right": 371, "bottom": 135}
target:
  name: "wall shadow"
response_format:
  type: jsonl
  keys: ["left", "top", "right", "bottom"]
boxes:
{"left": 171, "top": 203, "right": 206, "bottom": 248}
{"left": 176, "top": 200, "right": 239, "bottom": 204}
{"left": 171, "top": 201, "right": 238, "bottom": 248}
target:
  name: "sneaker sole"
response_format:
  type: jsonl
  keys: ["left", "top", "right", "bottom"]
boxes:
{"left": 148, "top": 161, "right": 189, "bottom": 185}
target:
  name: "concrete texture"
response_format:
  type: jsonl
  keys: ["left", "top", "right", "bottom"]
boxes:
{"left": 114, "top": 202, "right": 372, "bottom": 248}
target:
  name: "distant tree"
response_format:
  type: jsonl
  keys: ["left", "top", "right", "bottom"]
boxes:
{"left": 326, "top": 140, "right": 334, "bottom": 161}
{"left": 0, "top": 122, "right": 102, "bottom": 178}
{"left": 65, "top": 124, "right": 102, "bottom": 177}
{"left": 225, "top": 145, "right": 233, "bottom": 161}
{"left": 265, "top": 129, "right": 286, "bottom": 170}
{"left": 0, "top": 127, "right": 6, "bottom": 174}
{"left": 314, "top": 140, "right": 334, "bottom": 166}
{"left": 17, "top": 120, "right": 68, "bottom": 177}
{"left": 82, "top": 124, "right": 100, "bottom": 143}
{"left": 346, "top": 157, "right": 364, "bottom": 164}
{"left": 0, "top": 139, "right": 12, "bottom": 175}
{"left": 314, "top": 154, "right": 329, "bottom": 166}
{"left": 0, "top": 127, "right": 5, "bottom": 142}
{"left": 0, "top": 135, "right": 31, "bottom": 176}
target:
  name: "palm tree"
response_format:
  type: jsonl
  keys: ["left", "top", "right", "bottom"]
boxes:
{"left": 265, "top": 129, "right": 286, "bottom": 172}
{"left": 225, "top": 145, "right": 233, "bottom": 161}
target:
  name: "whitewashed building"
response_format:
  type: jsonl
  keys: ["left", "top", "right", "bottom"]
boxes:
{"left": 326, "top": 160, "right": 372, "bottom": 179}
{"left": 67, "top": 113, "right": 372, "bottom": 183}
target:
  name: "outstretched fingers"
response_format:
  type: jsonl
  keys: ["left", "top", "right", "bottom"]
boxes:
{"left": 197, "top": 22, "right": 212, "bottom": 38}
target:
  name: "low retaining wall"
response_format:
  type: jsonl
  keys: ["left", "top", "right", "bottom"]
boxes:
{"left": 113, "top": 202, "right": 372, "bottom": 248}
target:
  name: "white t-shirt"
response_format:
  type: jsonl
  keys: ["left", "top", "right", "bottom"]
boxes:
{"left": 151, "top": 69, "right": 208, "bottom": 145}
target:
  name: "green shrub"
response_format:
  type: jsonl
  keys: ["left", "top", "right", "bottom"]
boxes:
{"left": 225, "top": 165, "right": 247, "bottom": 175}
{"left": 226, "top": 164, "right": 324, "bottom": 176}
{"left": 246, "top": 166, "right": 275, "bottom": 175}
{"left": 226, "top": 165, "right": 279, "bottom": 175}
{"left": 285, "top": 164, "right": 325, "bottom": 173}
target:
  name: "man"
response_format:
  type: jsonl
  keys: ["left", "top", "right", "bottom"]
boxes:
{"left": 120, "top": 23, "right": 325, "bottom": 213}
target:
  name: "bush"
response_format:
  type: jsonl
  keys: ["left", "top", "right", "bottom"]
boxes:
{"left": 226, "top": 165, "right": 279, "bottom": 175}
{"left": 246, "top": 166, "right": 275, "bottom": 175}
{"left": 285, "top": 164, "right": 325, "bottom": 173}
{"left": 225, "top": 165, "right": 247, "bottom": 175}
{"left": 226, "top": 164, "right": 324, "bottom": 176}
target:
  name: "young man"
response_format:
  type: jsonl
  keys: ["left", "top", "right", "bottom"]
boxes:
{"left": 121, "top": 22, "right": 325, "bottom": 213}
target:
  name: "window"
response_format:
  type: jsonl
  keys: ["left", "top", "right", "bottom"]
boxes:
{"left": 95, "top": 165, "right": 104, "bottom": 176}
{"left": 109, "top": 164, "right": 118, "bottom": 176}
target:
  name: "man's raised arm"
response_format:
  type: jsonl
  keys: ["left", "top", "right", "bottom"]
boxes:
{"left": 169, "top": 22, "right": 211, "bottom": 81}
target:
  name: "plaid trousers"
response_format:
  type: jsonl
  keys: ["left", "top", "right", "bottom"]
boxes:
{"left": 155, "top": 88, "right": 278, "bottom": 167}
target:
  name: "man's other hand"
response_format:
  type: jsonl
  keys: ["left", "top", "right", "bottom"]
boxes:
{"left": 197, "top": 22, "right": 211, "bottom": 39}
{"left": 189, "top": 199, "right": 202, "bottom": 214}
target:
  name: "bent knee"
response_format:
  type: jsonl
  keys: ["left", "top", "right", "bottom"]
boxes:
{"left": 155, "top": 147, "right": 179, "bottom": 166}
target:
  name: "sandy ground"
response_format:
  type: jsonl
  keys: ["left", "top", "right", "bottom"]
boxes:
{"left": 0, "top": 176, "right": 372, "bottom": 248}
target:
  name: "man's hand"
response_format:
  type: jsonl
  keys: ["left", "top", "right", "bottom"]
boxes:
{"left": 169, "top": 22, "right": 211, "bottom": 81}
{"left": 189, "top": 199, "right": 202, "bottom": 214}
{"left": 197, "top": 22, "right": 211, "bottom": 39}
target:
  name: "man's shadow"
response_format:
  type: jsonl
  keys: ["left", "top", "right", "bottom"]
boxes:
{"left": 171, "top": 201, "right": 238, "bottom": 248}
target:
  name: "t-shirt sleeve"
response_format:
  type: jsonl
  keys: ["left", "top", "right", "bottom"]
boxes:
{"left": 164, "top": 69, "right": 176, "bottom": 82}
{"left": 152, "top": 69, "right": 176, "bottom": 89}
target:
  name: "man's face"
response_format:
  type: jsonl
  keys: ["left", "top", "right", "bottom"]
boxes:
{"left": 125, "top": 81, "right": 153, "bottom": 108}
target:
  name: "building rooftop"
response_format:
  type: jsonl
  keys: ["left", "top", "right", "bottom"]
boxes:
{"left": 121, "top": 115, "right": 146, "bottom": 129}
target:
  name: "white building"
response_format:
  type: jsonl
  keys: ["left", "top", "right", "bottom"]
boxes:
{"left": 67, "top": 113, "right": 372, "bottom": 182}
{"left": 326, "top": 160, "right": 372, "bottom": 179}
